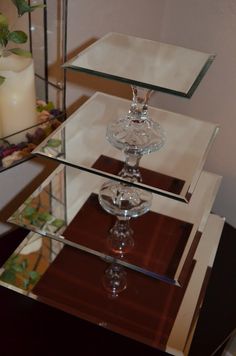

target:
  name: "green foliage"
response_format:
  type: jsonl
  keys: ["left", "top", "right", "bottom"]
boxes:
{"left": 11, "top": 0, "right": 45, "bottom": 17}
{"left": 0, "top": 254, "right": 40, "bottom": 290}
{"left": 0, "top": 1, "right": 45, "bottom": 60}
{"left": 0, "top": 75, "right": 5, "bottom": 85}
{"left": 0, "top": 13, "right": 8, "bottom": 27}
{"left": 0, "top": 1, "right": 45, "bottom": 87}
{"left": 51, "top": 219, "right": 65, "bottom": 229}
{"left": 21, "top": 200, "right": 65, "bottom": 231}
{"left": 9, "top": 47, "right": 31, "bottom": 57}
{"left": 47, "top": 139, "right": 62, "bottom": 148}
{"left": 9, "top": 30, "right": 27, "bottom": 44}
{"left": 37, "top": 101, "right": 55, "bottom": 113}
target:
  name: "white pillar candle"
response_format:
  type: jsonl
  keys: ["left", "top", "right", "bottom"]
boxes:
{"left": 0, "top": 53, "right": 37, "bottom": 143}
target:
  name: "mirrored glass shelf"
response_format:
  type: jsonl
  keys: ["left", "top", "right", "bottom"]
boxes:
{"left": 0, "top": 214, "right": 224, "bottom": 355}
{"left": 64, "top": 32, "right": 215, "bottom": 97}
{"left": 8, "top": 162, "right": 221, "bottom": 286}
{"left": 0, "top": 111, "right": 65, "bottom": 173}
{"left": 33, "top": 92, "right": 219, "bottom": 202}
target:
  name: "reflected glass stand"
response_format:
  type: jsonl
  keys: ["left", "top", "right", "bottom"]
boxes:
{"left": 103, "top": 263, "right": 127, "bottom": 298}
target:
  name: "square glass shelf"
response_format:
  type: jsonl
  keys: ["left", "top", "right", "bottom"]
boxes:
{"left": 0, "top": 214, "right": 224, "bottom": 355}
{"left": 0, "top": 110, "right": 65, "bottom": 173}
{"left": 7, "top": 162, "right": 221, "bottom": 286}
{"left": 33, "top": 92, "right": 219, "bottom": 202}
{"left": 64, "top": 32, "right": 215, "bottom": 97}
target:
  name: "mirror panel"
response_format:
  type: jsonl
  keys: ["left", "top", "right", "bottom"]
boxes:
{"left": 64, "top": 32, "right": 215, "bottom": 97}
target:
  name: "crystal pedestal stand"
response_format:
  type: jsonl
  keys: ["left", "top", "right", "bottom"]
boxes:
{"left": 99, "top": 180, "right": 152, "bottom": 255}
{"left": 99, "top": 85, "right": 165, "bottom": 252}
{"left": 99, "top": 85, "right": 165, "bottom": 295}
{"left": 107, "top": 85, "right": 165, "bottom": 180}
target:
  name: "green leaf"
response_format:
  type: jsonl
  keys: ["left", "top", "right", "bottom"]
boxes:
{"left": 11, "top": 0, "right": 45, "bottom": 16}
{"left": 38, "top": 212, "right": 53, "bottom": 222}
{"left": 9, "top": 47, "right": 32, "bottom": 57}
{"left": 0, "top": 13, "right": 8, "bottom": 26}
{"left": 0, "top": 76, "right": 5, "bottom": 86}
{"left": 11, "top": 0, "right": 30, "bottom": 16}
{"left": 9, "top": 30, "right": 27, "bottom": 44}
{"left": 28, "top": 270, "right": 40, "bottom": 282}
{"left": 47, "top": 139, "right": 61, "bottom": 148}
{"left": 23, "top": 278, "right": 30, "bottom": 289}
{"left": 0, "top": 24, "right": 10, "bottom": 47}
{"left": 51, "top": 219, "right": 65, "bottom": 229}
{"left": 13, "top": 263, "right": 24, "bottom": 273}
{"left": 30, "top": 4, "right": 46, "bottom": 12}
{"left": 23, "top": 206, "right": 37, "bottom": 218}
{"left": 0, "top": 269, "right": 16, "bottom": 283}
{"left": 44, "top": 101, "right": 54, "bottom": 112}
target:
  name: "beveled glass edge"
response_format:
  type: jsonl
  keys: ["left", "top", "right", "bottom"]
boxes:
{"left": 6, "top": 218, "right": 180, "bottom": 286}
{"left": 32, "top": 91, "right": 219, "bottom": 203}
{"left": 0, "top": 112, "right": 66, "bottom": 173}
{"left": 7, "top": 165, "right": 222, "bottom": 286}
{"left": 166, "top": 214, "right": 225, "bottom": 355}
{"left": 0, "top": 155, "right": 33, "bottom": 174}
{"left": 63, "top": 54, "right": 215, "bottom": 98}
{"left": 174, "top": 172, "right": 222, "bottom": 281}
{"left": 186, "top": 54, "right": 216, "bottom": 98}
{"left": 0, "top": 112, "right": 65, "bottom": 142}
{"left": 34, "top": 152, "right": 187, "bottom": 203}
{"left": 187, "top": 124, "right": 220, "bottom": 197}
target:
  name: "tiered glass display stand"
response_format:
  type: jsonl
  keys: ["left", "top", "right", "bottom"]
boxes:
{"left": 2, "top": 32, "right": 224, "bottom": 356}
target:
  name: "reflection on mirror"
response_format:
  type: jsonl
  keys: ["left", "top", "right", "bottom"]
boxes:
{"left": 8, "top": 162, "right": 221, "bottom": 286}
{"left": 34, "top": 92, "right": 219, "bottom": 202}
{"left": 0, "top": 102, "right": 64, "bottom": 172}
{"left": 64, "top": 32, "right": 215, "bottom": 97}
{"left": 0, "top": 214, "right": 224, "bottom": 355}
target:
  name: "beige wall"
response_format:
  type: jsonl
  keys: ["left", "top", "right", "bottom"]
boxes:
{"left": 155, "top": 0, "right": 236, "bottom": 227}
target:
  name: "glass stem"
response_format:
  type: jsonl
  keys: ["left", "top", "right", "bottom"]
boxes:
{"left": 119, "top": 151, "right": 142, "bottom": 182}
{"left": 129, "top": 85, "right": 153, "bottom": 120}
{"left": 109, "top": 216, "right": 134, "bottom": 256}
{"left": 103, "top": 263, "right": 127, "bottom": 298}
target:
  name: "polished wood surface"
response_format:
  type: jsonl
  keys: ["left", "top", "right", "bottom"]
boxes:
{"left": 32, "top": 245, "right": 193, "bottom": 351}
{"left": 63, "top": 193, "right": 193, "bottom": 283}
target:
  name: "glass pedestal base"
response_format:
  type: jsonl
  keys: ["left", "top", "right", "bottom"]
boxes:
{"left": 99, "top": 180, "right": 152, "bottom": 256}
